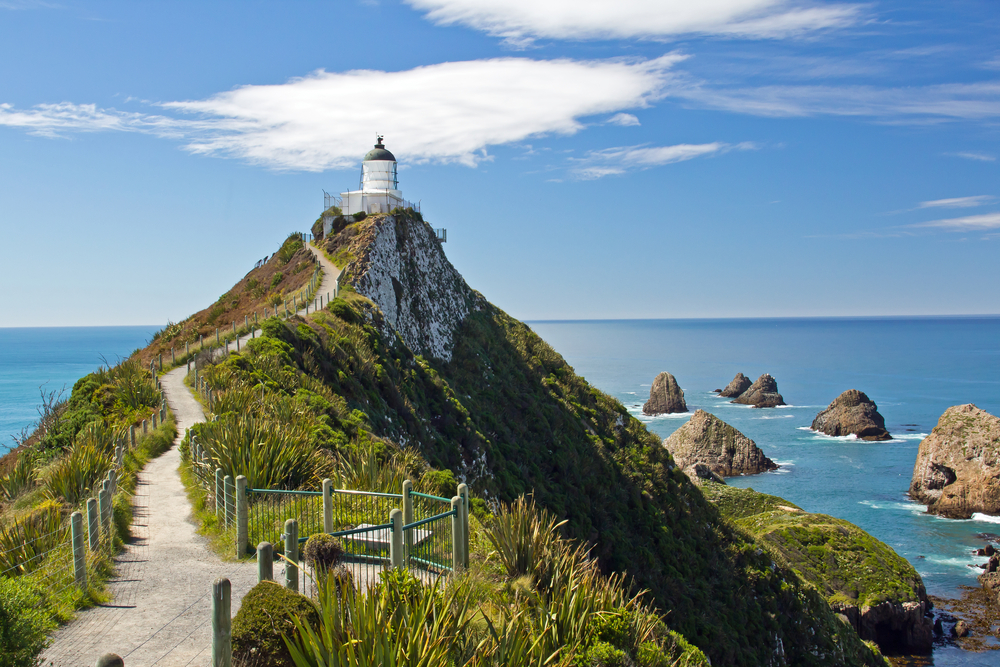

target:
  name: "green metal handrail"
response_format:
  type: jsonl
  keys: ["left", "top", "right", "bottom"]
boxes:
{"left": 402, "top": 509, "right": 456, "bottom": 532}
{"left": 410, "top": 491, "right": 452, "bottom": 503}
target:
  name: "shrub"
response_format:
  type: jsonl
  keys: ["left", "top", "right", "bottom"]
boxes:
{"left": 310, "top": 219, "right": 324, "bottom": 241}
{"left": 576, "top": 641, "right": 629, "bottom": 667}
{"left": 303, "top": 533, "right": 345, "bottom": 571}
{"left": 0, "top": 577, "right": 55, "bottom": 667}
{"left": 419, "top": 469, "right": 456, "bottom": 498}
{"left": 271, "top": 272, "right": 284, "bottom": 289}
{"left": 326, "top": 298, "right": 359, "bottom": 325}
{"left": 352, "top": 211, "right": 366, "bottom": 222}
{"left": 232, "top": 580, "right": 319, "bottom": 667}
{"left": 0, "top": 450, "right": 37, "bottom": 502}
{"left": 277, "top": 234, "right": 304, "bottom": 265}
{"left": 43, "top": 442, "right": 111, "bottom": 505}
{"left": 0, "top": 501, "right": 64, "bottom": 577}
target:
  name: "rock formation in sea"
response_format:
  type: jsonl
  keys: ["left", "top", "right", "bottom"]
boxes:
{"left": 812, "top": 390, "right": 892, "bottom": 441}
{"left": 732, "top": 373, "right": 786, "bottom": 408}
{"left": 642, "top": 372, "right": 687, "bottom": 415}
{"left": 663, "top": 409, "right": 778, "bottom": 476}
{"left": 909, "top": 404, "right": 1000, "bottom": 519}
{"left": 719, "top": 372, "right": 752, "bottom": 398}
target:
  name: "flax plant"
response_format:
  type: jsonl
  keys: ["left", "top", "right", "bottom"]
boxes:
{"left": 42, "top": 442, "right": 112, "bottom": 505}
{"left": 0, "top": 500, "right": 65, "bottom": 576}
{"left": 0, "top": 450, "right": 38, "bottom": 502}
{"left": 483, "top": 495, "right": 567, "bottom": 586}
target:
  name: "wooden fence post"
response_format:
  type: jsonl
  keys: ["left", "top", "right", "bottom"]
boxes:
{"left": 390, "top": 509, "right": 403, "bottom": 570}
{"left": 257, "top": 542, "right": 273, "bottom": 582}
{"left": 71, "top": 512, "right": 87, "bottom": 590}
{"left": 402, "top": 481, "right": 413, "bottom": 565}
{"left": 87, "top": 498, "right": 100, "bottom": 551}
{"left": 458, "top": 483, "right": 470, "bottom": 569}
{"left": 322, "top": 479, "right": 333, "bottom": 533}
{"left": 451, "top": 496, "right": 464, "bottom": 571}
{"left": 212, "top": 578, "right": 232, "bottom": 667}
{"left": 284, "top": 519, "right": 298, "bottom": 592}
{"left": 236, "top": 476, "right": 248, "bottom": 557}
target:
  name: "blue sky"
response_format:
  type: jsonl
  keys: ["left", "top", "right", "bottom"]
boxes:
{"left": 1, "top": 0, "right": 998, "bottom": 326}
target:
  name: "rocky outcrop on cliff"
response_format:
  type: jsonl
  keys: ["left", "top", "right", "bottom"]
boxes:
{"left": 663, "top": 409, "right": 778, "bottom": 476}
{"left": 642, "top": 372, "right": 687, "bottom": 415}
{"left": 732, "top": 373, "right": 786, "bottom": 408}
{"left": 719, "top": 373, "right": 752, "bottom": 398}
{"left": 701, "top": 483, "right": 934, "bottom": 656}
{"left": 682, "top": 462, "right": 727, "bottom": 486}
{"left": 342, "top": 213, "right": 484, "bottom": 362}
{"left": 812, "top": 390, "right": 892, "bottom": 441}
{"left": 909, "top": 404, "right": 1000, "bottom": 519}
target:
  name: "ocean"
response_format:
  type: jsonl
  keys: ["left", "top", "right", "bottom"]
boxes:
{"left": 529, "top": 316, "right": 1000, "bottom": 665}
{"left": 0, "top": 326, "right": 161, "bottom": 456}
{"left": 3, "top": 318, "right": 998, "bottom": 663}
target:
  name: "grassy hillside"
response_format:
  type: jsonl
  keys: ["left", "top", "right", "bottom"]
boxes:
{"left": 186, "top": 298, "right": 886, "bottom": 666}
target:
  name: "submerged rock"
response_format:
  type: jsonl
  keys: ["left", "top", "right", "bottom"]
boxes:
{"left": 719, "top": 373, "right": 752, "bottom": 398}
{"left": 732, "top": 373, "right": 786, "bottom": 408}
{"left": 663, "top": 409, "right": 778, "bottom": 476}
{"left": 909, "top": 404, "right": 1000, "bottom": 519}
{"left": 642, "top": 372, "right": 687, "bottom": 415}
{"left": 812, "top": 390, "right": 892, "bottom": 441}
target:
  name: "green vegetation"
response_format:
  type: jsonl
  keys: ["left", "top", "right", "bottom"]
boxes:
{"left": 232, "top": 580, "right": 320, "bottom": 667}
{"left": 278, "top": 233, "right": 306, "bottom": 265}
{"left": 176, "top": 288, "right": 886, "bottom": 665}
{"left": 0, "top": 356, "right": 176, "bottom": 666}
{"left": 700, "top": 484, "right": 925, "bottom": 610}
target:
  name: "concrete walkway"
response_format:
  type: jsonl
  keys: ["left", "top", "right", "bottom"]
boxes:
{"left": 42, "top": 244, "right": 341, "bottom": 667}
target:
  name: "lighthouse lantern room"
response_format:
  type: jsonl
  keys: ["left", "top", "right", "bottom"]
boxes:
{"left": 341, "top": 136, "right": 404, "bottom": 216}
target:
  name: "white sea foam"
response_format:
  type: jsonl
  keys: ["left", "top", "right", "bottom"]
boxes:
{"left": 859, "top": 499, "right": 925, "bottom": 513}
{"left": 888, "top": 433, "right": 928, "bottom": 441}
{"left": 773, "top": 460, "right": 796, "bottom": 467}
{"left": 922, "top": 555, "right": 988, "bottom": 576}
{"left": 753, "top": 415, "right": 794, "bottom": 420}
{"left": 624, "top": 391, "right": 637, "bottom": 395}
{"left": 972, "top": 513, "right": 1000, "bottom": 524}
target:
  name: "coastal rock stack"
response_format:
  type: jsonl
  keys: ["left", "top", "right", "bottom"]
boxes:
{"left": 663, "top": 409, "right": 778, "bottom": 477}
{"left": 717, "top": 373, "right": 752, "bottom": 398}
{"left": 812, "top": 390, "right": 892, "bottom": 441}
{"left": 909, "top": 404, "right": 1000, "bottom": 519}
{"left": 642, "top": 372, "right": 687, "bottom": 415}
{"left": 731, "top": 373, "right": 786, "bottom": 408}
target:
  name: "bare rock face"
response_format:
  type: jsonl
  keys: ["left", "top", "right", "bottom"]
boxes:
{"left": 682, "top": 462, "right": 727, "bottom": 486}
{"left": 343, "top": 214, "right": 483, "bottom": 362}
{"left": 663, "top": 409, "right": 778, "bottom": 476}
{"left": 909, "top": 404, "right": 1000, "bottom": 519}
{"left": 812, "top": 390, "right": 892, "bottom": 441}
{"left": 719, "top": 373, "right": 752, "bottom": 398}
{"left": 834, "top": 600, "right": 933, "bottom": 655}
{"left": 642, "top": 372, "right": 687, "bottom": 415}
{"left": 732, "top": 373, "right": 786, "bottom": 408}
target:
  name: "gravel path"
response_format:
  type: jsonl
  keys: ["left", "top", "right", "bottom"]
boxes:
{"left": 42, "top": 245, "right": 342, "bottom": 667}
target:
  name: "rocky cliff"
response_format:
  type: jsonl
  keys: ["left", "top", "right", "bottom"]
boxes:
{"left": 812, "top": 390, "right": 892, "bottom": 441}
{"left": 642, "top": 372, "right": 687, "bottom": 415}
{"left": 701, "top": 484, "right": 933, "bottom": 656}
{"left": 719, "top": 372, "right": 752, "bottom": 397}
{"left": 732, "top": 373, "right": 786, "bottom": 408}
{"left": 663, "top": 409, "right": 778, "bottom": 476}
{"left": 340, "top": 213, "right": 483, "bottom": 362}
{"left": 909, "top": 404, "right": 1000, "bottom": 519}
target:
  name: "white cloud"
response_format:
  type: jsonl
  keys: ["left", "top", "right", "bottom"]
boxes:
{"left": 914, "top": 212, "right": 1000, "bottom": 231}
{"left": 407, "top": 0, "right": 864, "bottom": 44}
{"left": 607, "top": 113, "right": 640, "bottom": 126}
{"left": 678, "top": 81, "right": 1000, "bottom": 120}
{"left": 918, "top": 195, "right": 995, "bottom": 209}
{"left": 571, "top": 141, "right": 756, "bottom": 178}
{"left": 0, "top": 55, "right": 684, "bottom": 171}
{"left": 950, "top": 151, "right": 996, "bottom": 162}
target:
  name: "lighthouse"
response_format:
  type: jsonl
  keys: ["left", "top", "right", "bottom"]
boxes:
{"left": 341, "top": 136, "right": 404, "bottom": 216}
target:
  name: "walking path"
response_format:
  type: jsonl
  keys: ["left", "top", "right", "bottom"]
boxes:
{"left": 42, "top": 243, "right": 340, "bottom": 666}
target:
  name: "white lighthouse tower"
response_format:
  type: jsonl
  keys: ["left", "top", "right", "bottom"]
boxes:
{"left": 341, "top": 136, "right": 404, "bottom": 216}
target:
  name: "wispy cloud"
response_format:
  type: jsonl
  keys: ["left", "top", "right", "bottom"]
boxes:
{"left": 0, "top": 55, "right": 684, "bottom": 171}
{"left": 950, "top": 151, "right": 996, "bottom": 162}
{"left": 407, "top": 0, "right": 865, "bottom": 46}
{"left": 606, "top": 113, "right": 640, "bottom": 126}
{"left": 571, "top": 141, "right": 757, "bottom": 179}
{"left": 913, "top": 212, "right": 1000, "bottom": 231}
{"left": 918, "top": 195, "right": 995, "bottom": 209}
{"left": 677, "top": 81, "right": 1000, "bottom": 121}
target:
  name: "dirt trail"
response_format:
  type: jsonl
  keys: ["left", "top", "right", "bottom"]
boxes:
{"left": 42, "top": 245, "right": 341, "bottom": 666}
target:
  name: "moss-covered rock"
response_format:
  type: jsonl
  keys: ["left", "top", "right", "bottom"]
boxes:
{"left": 232, "top": 580, "right": 319, "bottom": 667}
{"left": 701, "top": 484, "right": 932, "bottom": 655}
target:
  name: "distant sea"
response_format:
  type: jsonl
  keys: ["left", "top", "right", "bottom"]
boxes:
{"left": 529, "top": 317, "right": 1000, "bottom": 666}
{"left": 3, "top": 319, "right": 999, "bottom": 662}
{"left": 0, "top": 326, "right": 161, "bottom": 456}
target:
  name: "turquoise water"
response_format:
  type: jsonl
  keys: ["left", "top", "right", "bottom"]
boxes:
{"left": 529, "top": 317, "right": 1000, "bottom": 665}
{"left": 0, "top": 326, "right": 160, "bottom": 456}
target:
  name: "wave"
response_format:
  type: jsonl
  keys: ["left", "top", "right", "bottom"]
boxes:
{"left": 972, "top": 513, "right": 1000, "bottom": 524}
{"left": 887, "top": 433, "right": 928, "bottom": 441}
{"left": 921, "top": 555, "right": 988, "bottom": 576}
{"left": 773, "top": 460, "right": 796, "bottom": 467}
{"left": 858, "top": 499, "right": 925, "bottom": 513}
{"left": 753, "top": 415, "right": 794, "bottom": 420}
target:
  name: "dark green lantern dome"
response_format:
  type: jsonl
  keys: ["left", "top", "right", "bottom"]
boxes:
{"left": 364, "top": 136, "right": 396, "bottom": 162}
